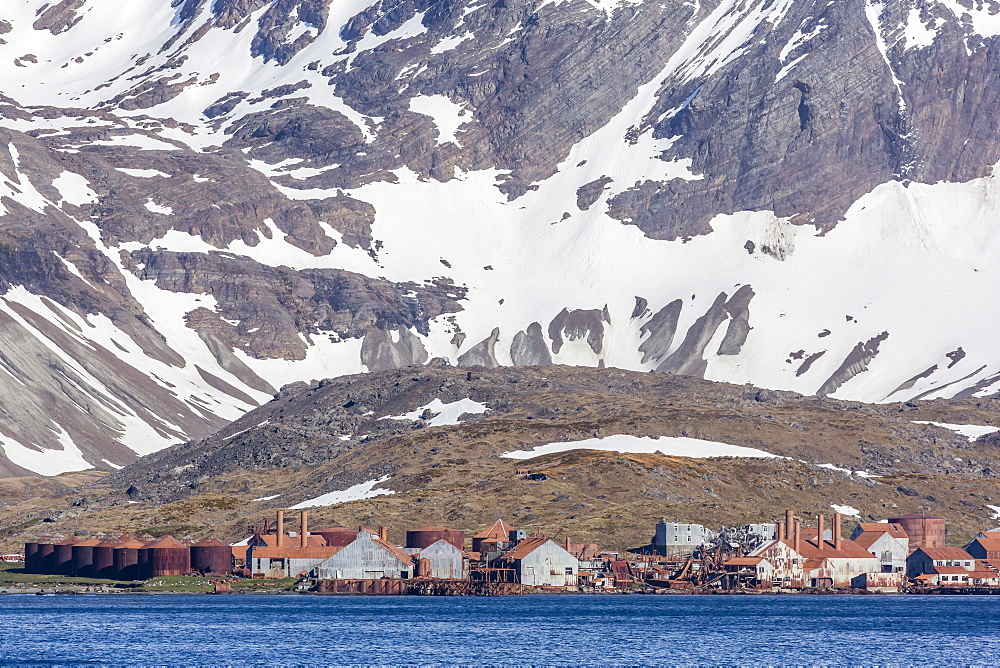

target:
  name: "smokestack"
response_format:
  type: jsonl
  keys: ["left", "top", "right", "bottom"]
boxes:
{"left": 565, "top": 535, "right": 571, "bottom": 553}
{"left": 834, "top": 512, "right": 842, "bottom": 550}
{"left": 794, "top": 519, "right": 801, "bottom": 555}
{"left": 300, "top": 511, "right": 308, "bottom": 548}
{"left": 276, "top": 510, "right": 284, "bottom": 548}
{"left": 817, "top": 514, "right": 825, "bottom": 551}
{"left": 785, "top": 510, "right": 794, "bottom": 541}
{"left": 776, "top": 520, "right": 785, "bottom": 541}
{"left": 378, "top": 526, "right": 388, "bottom": 542}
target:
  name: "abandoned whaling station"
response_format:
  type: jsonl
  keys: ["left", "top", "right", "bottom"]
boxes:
{"left": 20, "top": 507, "right": 1000, "bottom": 595}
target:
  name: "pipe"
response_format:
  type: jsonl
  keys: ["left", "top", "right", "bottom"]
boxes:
{"left": 817, "top": 514, "right": 825, "bottom": 551}
{"left": 834, "top": 512, "right": 842, "bottom": 550}
{"left": 794, "top": 519, "right": 801, "bottom": 555}
{"left": 378, "top": 526, "right": 388, "bottom": 542}
{"left": 300, "top": 511, "right": 308, "bottom": 548}
{"left": 276, "top": 510, "right": 284, "bottom": 548}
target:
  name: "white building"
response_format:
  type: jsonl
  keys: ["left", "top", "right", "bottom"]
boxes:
{"left": 314, "top": 531, "right": 414, "bottom": 580}
{"left": 849, "top": 523, "right": 909, "bottom": 573}
{"left": 495, "top": 537, "right": 579, "bottom": 587}
{"left": 405, "top": 539, "right": 466, "bottom": 579}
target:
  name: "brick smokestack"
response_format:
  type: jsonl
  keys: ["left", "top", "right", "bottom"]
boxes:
{"left": 834, "top": 512, "right": 842, "bottom": 550}
{"left": 300, "top": 511, "right": 308, "bottom": 548}
{"left": 817, "top": 514, "right": 825, "bottom": 551}
{"left": 777, "top": 520, "right": 785, "bottom": 541}
{"left": 276, "top": 510, "right": 284, "bottom": 548}
{"left": 785, "top": 510, "right": 794, "bottom": 543}
{"left": 378, "top": 526, "right": 388, "bottom": 542}
{"left": 794, "top": 519, "right": 801, "bottom": 555}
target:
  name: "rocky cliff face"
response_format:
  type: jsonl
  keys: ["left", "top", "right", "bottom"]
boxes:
{"left": 1, "top": 0, "right": 999, "bottom": 475}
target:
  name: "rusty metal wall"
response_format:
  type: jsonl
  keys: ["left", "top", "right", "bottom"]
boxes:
{"left": 406, "top": 528, "right": 465, "bottom": 551}
{"left": 314, "top": 528, "right": 362, "bottom": 547}
{"left": 889, "top": 515, "right": 946, "bottom": 549}
{"left": 191, "top": 544, "right": 232, "bottom": 575}
{"left": 36, "top": 542, "right": 57, "bottom": 575}
{"left": 148, "top": 547, "right": 191, "bottom": 577}
{"left": 23, "top": 542, "right": 38, "bottom": 574}
{"left": 54, "top": 540, "right": 77, "bottom": 575}
{"left": 113, "top": 547, "right": 141, "bottom": 581}
{"left": 92, "top": 544, "right": 118, "bottom": 579}
{"left": 71, "top": 543, "right": 98, "bottom": 577}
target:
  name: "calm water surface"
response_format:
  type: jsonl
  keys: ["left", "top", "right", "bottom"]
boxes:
{"left": 0, "top": 593, "right": 997, "bottom": 665}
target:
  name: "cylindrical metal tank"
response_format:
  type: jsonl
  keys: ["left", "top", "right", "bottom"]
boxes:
{"left": 190, "top": 537, "right": 232, "bottom": 575}
{"left": 314, "top": 527, "right": 363, "bottom": 547}
{"left": 142, "top": 535, "right": 190, "bottom": 577}
{"left": 113, "top": 535, "right": 146, "bottom": 581}
{"left": 93, "top": 537, "right": 122, "bottom": 579}
{"left": 23, "top": 541, "right": 39, "bottom": 574}
{"left": 54, "top": 538, "right": 78, "bottom": 575}
{"left": 406, "top": 527, "right": 465, "bottom": 551}
{"left": 888, "top": 513, "right": 946, "bottom": 549}
{"left": 71, "top": 538, "right": 101, "bottom": 577}
{"left": 35, "top": 539, "right": 59, "bottom": 575}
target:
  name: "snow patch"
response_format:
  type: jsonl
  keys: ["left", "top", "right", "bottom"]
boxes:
{"left": 382, "top": 398, "right": 488, "bottom": 427}
{"left": 144, "top": 199, "right": 174, "bottom": 215}
{"left": 408, "top": 95, "right": 469, "bottom": 146}
{"left": 912, "top": 421, "right": 1000, "bottom": 440}
{"left": 831, "top": 504, "right": 861, "bottom": 518}
{"left": 502, "top": 434, "right": 777, "bottom": 460}
{"left": 253, "top": 494, "right": 281, "bottom": 502}
{"left": 118, "top": 168, "right": 170, "bottom": 178}
{"left": 289, "top": 476, "right": 395, "bottom": 508}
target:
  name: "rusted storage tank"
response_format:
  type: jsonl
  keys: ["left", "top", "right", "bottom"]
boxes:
{"left": 35, "top": 538, "right": 59, "bottom": 575}
{"left": 406, "top": 527, "right": 465, "bottom": 551}
{"left": 71, "top": 538, "right": 102, "bottom": 577}
{"left": 314, "top": 527, "right": 364, "bottom": 547}
{"left": 888, "top": 513, "right": 945, "bottom": 549}
{"left": 113, "top": 535, "right": 146, "bottom": 581}
{"left": 93, "top": 537, "right": 122, "bottom": 579}
{"left": 143, "top": 535, "right": 191, "bottom": 577}
{"left": 190, "top": 537, "right": 232, "bottom": 575}
{"left": 23, "top": 541, "right": 39, "bottom": 574}
{"left": 54, "top": 538, "right": 79, "bottom": 575}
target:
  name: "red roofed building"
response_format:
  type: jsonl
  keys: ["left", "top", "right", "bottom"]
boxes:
{"left": 472, "top": 519, "right": 519, "bottom": 553}
{"left": 965, "top": 536, "right": 1000, "bottom": 561}
{"left": 906, "top": 547, "right": 976, "bottom": 579}
{"left": 751, "top": 511, "right": 881, "bottom": 588}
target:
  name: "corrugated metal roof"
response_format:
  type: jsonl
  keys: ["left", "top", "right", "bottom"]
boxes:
{"left": 932, "top": 566, "right": 970, "bottom": 575}
{"left": 969, "top": 538, "right": 1000, "bottom": 552}
{"left": 920, "top": 547, "right": 974, "bottom": 560}
{"left": 501, "top": 537, "right": 549, "bottom": 560}
{"left": 783, "top": 538, "right": 877, "bottom": 560}
{"left": 372, "top": 536, "right": 415, "bottom": 564}
{"left": 144, "top": 535, "right": 186, "bottom": 549}
{"left": 725, "top": 557, "right": 764, "bottom": 566}
{"left": 474, "top": 519, "right": 513, "bottom": 540}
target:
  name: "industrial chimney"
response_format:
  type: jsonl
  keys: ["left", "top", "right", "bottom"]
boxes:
{"left": 793, "top": 519, "right": 801, "bottom": 555}
{"left": 378, "top": 526, "right": 388, "bottom": 542}
{"left": 833, "top": 512, "right": 842, "bottom": 550}
{"left": 276, "top": 510, "right": 284, "bottom": 548}
{"left": 817, "top": 514, "right": 825, "bottom": 551}
{"left": 300, "top": 511, "right": 309, "bottom": 548}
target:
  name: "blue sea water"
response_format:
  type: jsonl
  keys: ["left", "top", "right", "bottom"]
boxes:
{"left": 0, "top": 593, "right": 997, "bottom": 666}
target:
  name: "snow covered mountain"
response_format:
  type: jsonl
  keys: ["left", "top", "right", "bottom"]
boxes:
{"left": 1, "top": 0, "right": 999, "bottom": 476}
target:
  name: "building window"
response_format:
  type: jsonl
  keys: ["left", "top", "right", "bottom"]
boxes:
{"left": 565, "top": 568, "right": 574, "bottom": 575}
